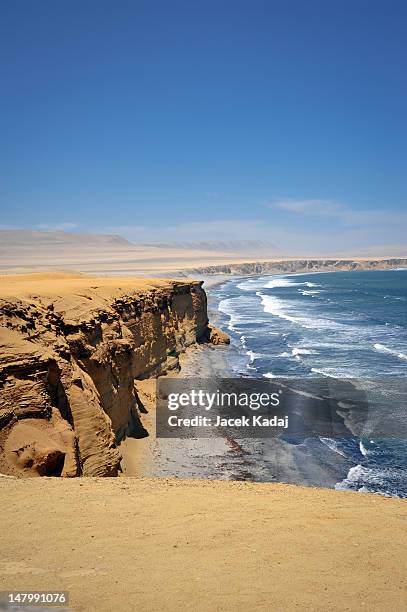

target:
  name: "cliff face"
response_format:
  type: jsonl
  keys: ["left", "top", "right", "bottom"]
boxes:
{"left": 187, "top": 257, "right": 407, "bottom": 275}
{"left": 0, "top": 276, "right": 216, "bottom": 478}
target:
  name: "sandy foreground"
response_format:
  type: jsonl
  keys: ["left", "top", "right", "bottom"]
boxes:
{"left": 0, "top": 477, "right": 406, "bottom": 612}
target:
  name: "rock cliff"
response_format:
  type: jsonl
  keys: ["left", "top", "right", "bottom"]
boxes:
{"left": 186, "top": 257, "right": 407, "bottom": 276}
{"left": 0, "top": 275, "right": 224, "bottom": 478}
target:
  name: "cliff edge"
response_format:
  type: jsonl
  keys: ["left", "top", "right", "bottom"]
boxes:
{"left": 0, "top": 274, "right": 226, "bottom": 478}
{"left": 185, "top": 257, "right": 407, "bottom": 276}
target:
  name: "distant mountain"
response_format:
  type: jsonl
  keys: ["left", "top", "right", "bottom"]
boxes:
{"left": 0, "top": 232, "right": 280, "bottom": 254}
{"left": 139, "top": 240, "right": 280, "bottom": 255}
{"left": 0, "top": 230, "right": 134, "bottom": 249}
{"left": 0, "top": 230, "right": 142, "bottom": 272}
{"left": 0, "top": 231, "right": 281, "bottom": 274}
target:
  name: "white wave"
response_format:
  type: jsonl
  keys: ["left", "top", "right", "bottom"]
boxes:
{"left": 309, "top": 340, "right": 362, "bottom": 350}
{"left": 373, "top": 343, "right": 407, "bottom": 361}
{"left": 264, "top": 278, "right": 321, "bottom": 290}
{"left": 262, "top": 276, "right": 324, "bottom": 296}
{"left": 257, "top": 292, "right": 341, "bottom": 331}
{"left": 246, "top": 350, "right": 260, "bottom": 363}
{"left": 236, "top": 279, "right": 257, "bottom": 291}
{"left": 335, "top": 464, "right": 399, "bottom": 497}
{"left": 263, "top": 372, "right": 275, "bottom": 378}
{"left": 311, "top": 367, "right": 343, "bottom": 379}
{"left": 263, "top": 277, "right": 302, "bottom": 289}
{"left": 218, "top": 298, "right": 240, "bottom": 332}
{"left": 256, "top": 293, "right": 300, "bottom": 324}
{"left": 319, "top": 437, "right": 348, "bottom": 458}
{"left": 292, "top": 347, "right": 315, "bottom": 357}
{"left": 359, "top": 441, "right": 368, "bottom": 456}
{"left": 277, "top": 348, "right": 316, "bottom": 359}
{"left": 335, "top": 464, "right": 366, "bottom": 491}
{"left": 299, "top": 289, "right": 322, "bottom": 296}
{"left": 218, "top": 297, "right": 263, "bottom": 332}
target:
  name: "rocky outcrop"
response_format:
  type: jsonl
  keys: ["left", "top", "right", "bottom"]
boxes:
{"left": 205, "top": 324, "right": 230, "bottom": 345}
{"left": 0, "top": 277, "right": 220, "bottom": 478}
{"left": 187, "top": 257, "right": 407, "bottom": 276}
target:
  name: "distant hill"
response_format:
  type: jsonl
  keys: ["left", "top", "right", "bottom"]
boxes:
{"left": 0, "top": 230, "right": 279, "bottom": 274}
{"left": 0, "top": 230, "right": 134, "bottom": 249}
{"left": 139, "top": 240, "right": 280, "bottom": 255}
{"left": 0, "top": 231, "right": 279, "bottom": 260}
{"left": 0, "top": 230, "right": 141, "bottom": 272}
{"left": 0, "top": 230, "right": 404, "bottom": 275}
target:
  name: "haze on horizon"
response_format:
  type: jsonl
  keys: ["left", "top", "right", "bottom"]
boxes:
{"left": 1, "top": 1, "right": 406, "bottom": 255}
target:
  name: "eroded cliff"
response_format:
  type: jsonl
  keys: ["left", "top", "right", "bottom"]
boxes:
{"left": 0, "top": 274, "right": 224, "bottom": 478}
{"left": 186, "top": 257, "right": 407, "bottom": 276}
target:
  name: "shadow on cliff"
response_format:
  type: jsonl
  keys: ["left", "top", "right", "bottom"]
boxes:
{"left": 125, "top": 389, "right": 150, "bottom": 440}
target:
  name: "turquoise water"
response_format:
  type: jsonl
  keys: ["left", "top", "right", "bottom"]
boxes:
{"left": 212, "top": 269, "right": 407, "bottom": 496}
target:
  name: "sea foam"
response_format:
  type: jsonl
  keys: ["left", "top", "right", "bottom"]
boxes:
{"left": 373, "top": 343, "right": 407, "bottom": 360}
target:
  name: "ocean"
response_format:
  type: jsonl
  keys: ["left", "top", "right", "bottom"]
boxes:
{"left": 210, "top": 269, "right": 407, "bottom": 497}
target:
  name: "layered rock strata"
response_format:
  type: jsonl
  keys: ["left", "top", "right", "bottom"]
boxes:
{"left": 0, "top": 276, "right": 225, "bottom": 478}
{"left": 187, "top": 257, "right": 407, "bottom": 275}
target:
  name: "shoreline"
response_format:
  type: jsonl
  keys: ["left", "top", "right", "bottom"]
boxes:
{"left": 120, "top": 327, "right": 351, "bottom": 491}
{"left": 182, "top": 269, "right": 406, "bottom": 496}
{"left": 120, "top": 343, "right": 235, "bottom": 479}
{"left": 198, "top": 264, "right": 407, "bottom": 290}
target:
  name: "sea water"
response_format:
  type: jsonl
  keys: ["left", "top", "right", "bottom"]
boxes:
{"left": 211, "top": 269, "right": 407, "bottom": 497}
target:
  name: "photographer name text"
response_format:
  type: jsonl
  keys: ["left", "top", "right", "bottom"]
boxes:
{"left": 168, "top": 415, "right": 288, "bottom": 428}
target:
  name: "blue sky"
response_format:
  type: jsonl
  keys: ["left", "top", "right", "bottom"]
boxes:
{"left": 1, "top": 0, "right": 406, "bottom": 252}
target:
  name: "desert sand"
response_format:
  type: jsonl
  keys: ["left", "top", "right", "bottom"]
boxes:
{"left": 0, "top": 476, "right": 406, "bottom": 611}
{"left": 0, "top": 271, "right": 176, "bottom": 300}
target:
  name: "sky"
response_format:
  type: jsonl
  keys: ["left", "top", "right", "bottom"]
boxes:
{"left": 1, "top": 0, "right": 406, "bottom": 253}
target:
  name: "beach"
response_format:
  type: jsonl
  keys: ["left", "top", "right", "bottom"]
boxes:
{"left": 119, "top": 298, "right": 298, "bottom": 484}
{"left": 120, "top": 342, "right": 350, "bottom": 487}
